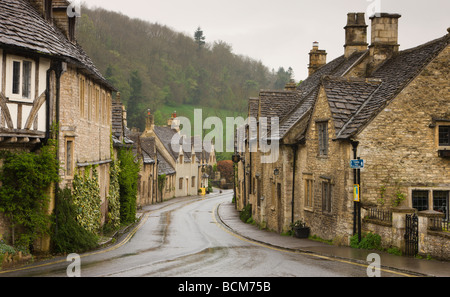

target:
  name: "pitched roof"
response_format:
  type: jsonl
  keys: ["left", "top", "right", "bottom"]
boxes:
{"left": 157, "top": 149, "right": 176, "bottom": 176}
{"left": 336, "top": 34, "right": 449, "bottom": 139}
{"left": 322, "top": 76, "right": 381, "bottom": 132}
{"left": 277, "top": 51, "right": 368, "bottom": 140}
{"left": 0, "top": 0, "right": 115, "bottom": 90}
{"left": 153, "top": 126, "right": 179, "bottom": 161}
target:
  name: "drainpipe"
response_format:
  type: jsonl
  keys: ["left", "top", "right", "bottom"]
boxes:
{"left": 350, "top": 140, "right": 361, "bottom": 242}
{"left": 291, "top": 144, "right": 298, "bottom": 224}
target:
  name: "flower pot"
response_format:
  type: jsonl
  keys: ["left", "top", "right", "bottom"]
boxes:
{"left": 294, "top": 227, "right": 310, "bottom": 239}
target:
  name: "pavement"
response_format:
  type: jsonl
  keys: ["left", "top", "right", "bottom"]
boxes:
{"left": 216, "top": 200, "right": 450, "bottom": 277}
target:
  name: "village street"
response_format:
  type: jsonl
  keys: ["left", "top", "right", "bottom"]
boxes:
{"left": 0, "top": 189, "right": 411, "bottom": 278}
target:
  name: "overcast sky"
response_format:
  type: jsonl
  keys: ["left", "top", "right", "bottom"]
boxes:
{"left": 81, "top": 0, "right": 449, "bottom": 80}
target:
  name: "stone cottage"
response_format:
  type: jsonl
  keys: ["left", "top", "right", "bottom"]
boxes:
{"left": 0, "top": 0, "right": 117, "bottom": 250}
{"left": 236, "top": 12, "right": 449, "bottom": 258}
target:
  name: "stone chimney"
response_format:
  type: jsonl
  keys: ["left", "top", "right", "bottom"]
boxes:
{"left": 368, "top": 13, "right": 401, "bottom": 72}
{"left": 168, "top": 111, "right": 180, "bottom": 132}
{"left": 145, "top": 109, "right": 154, "bottom": 133}
{"left": 52, "top": 0, "right": 77, "bottom": 42}
{"left": 27, "top": 0, "right": 77, "bottom": 41}
{"left": 27, "top": 0, "right": 53, "bottom": 21}
{"left": 308, "top": 42, "right": 327, "bottom": 76}
{"left": 284, "top": 79, "right": 297, "bottom": 91}
{"left": 344, "top": 12, "right": 368, "bottom": 58}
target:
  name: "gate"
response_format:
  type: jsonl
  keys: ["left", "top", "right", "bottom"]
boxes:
{"left": 404, "top": 214, "right": 418, "bottom": 256}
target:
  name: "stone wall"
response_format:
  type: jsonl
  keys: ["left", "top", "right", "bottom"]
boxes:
{"left": 58, "top": 65, "right": 113, "bottom": 224}
{"left": 356, "top": 45, "right": 450, "bottom": 208}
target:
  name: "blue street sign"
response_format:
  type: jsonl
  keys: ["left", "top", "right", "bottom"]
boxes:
{"left": 350, "top": 159, "right": 364, "bottom": 169}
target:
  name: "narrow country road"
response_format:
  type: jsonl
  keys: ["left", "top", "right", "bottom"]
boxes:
{"left": 0, "top": 190, "right": 403, "bottom": 277}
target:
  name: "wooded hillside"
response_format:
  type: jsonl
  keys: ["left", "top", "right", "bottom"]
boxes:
{"left": 76, "top": 6, "right": 293, "bottom": 130}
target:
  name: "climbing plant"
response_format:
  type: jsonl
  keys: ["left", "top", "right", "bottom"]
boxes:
{"left": 72, "top": 166, "right": 102, "bottom": 234}
{"left": 107, "top": 157, "right": 121, "bottom": 230}
{"left": 0, "top": 140, "right": 60, "bottom": 250}
{"left": 117, "top": 148, "right": 140, "bottom": 225}
{"left": 52, "top": 188, "right": 99, "bottom": 254}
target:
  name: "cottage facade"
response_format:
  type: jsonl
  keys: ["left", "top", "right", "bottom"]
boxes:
{"left": 236, "top": 12, "right": 449, "bottom": 257}
{"left": 0, "top": 0, "right": 116, "bottom": 250}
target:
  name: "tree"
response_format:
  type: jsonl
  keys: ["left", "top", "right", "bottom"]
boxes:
{"left": 194, "top": 27, "right": 206, "bottom": 49}
{"left": 127, "top": 70, "right": 145, "bottom": 130}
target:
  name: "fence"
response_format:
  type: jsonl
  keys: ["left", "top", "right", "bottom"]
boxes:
{"left": 429, "top": 217, "right": 449, "bottom": 232}
{"left": 368, "top": 207, "right": 392, "bottom": 223}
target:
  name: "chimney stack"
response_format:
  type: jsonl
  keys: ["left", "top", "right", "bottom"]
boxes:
{"left": 145, "top": 109, "right": 154, "bottom": 133}
{"left": 168, "top": 111, "right": 180, "bottom": 132}
{"left": 284, "top": 79, "right": 297, "bottom": 91}
{"left": 308, "top": 42, "right": 327, "bottom": 76}
{"left": 344, "top": 13, "right": 368, "bottom": 58}
{"left": 368, "top": 13, "right": 401, "bottom": 72}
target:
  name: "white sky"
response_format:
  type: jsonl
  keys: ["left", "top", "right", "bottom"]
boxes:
{"left": 81, "top": 0, "right": 449, "bottom": 80}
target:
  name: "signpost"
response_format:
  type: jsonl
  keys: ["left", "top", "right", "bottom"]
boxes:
{"left": 350, "top": 159, "right": 364, "bottom": 169}
{"left": 353, "top": 184, "right": 360, "bottom": 202}
{"left": 350, "top": 153, "right": 364, "bottom": 243}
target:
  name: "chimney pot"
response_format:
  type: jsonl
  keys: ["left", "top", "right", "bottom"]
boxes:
{"left": 308, "top": 42, "right": 327, "bottom": 76}
{"left": 368, "top": 13, "right": 401, "bottom": 73}
{"left": 344, "top": 12, "right": 368, "bottom": 58}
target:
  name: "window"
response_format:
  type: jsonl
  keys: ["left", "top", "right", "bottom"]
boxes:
{"left": 79, "top": 77, "right": 85, "bottom": 118}
{"left": 412, "top": 190, "right": 429, "bottom": 212}
{"left": 192, "top": 176, "right": 196, "bottom": 187}
{"left": 439, "top": 126, "right": 450, "bottom": 146}
{"left": 412, "top": 190, "right": 449, "bottom": 220}
{"left": 12, "top": 61, "right": 20, "bottom": 94}
{"left": 66, "top": 139, "right": 74, "bottom": 177}
{"left": 304, "top": 178, "right": 314, "bottom": 208}
{"left": 317, "top": 121, "right": 329, "bottom": 156}
{"left": 322, "top": 181, "right": 332, "bottom": 212}
{"left": 95, "top": 88, "right": 100, "bottom": 123}
{"left": 12, "top": 60, "right": 32, "bottom": 99}
{"left": 179, "top": 178, "right": 183, "bottom": 190}
{"left": 87, "top": 82, "right": 92, "bottom": 121}
{"left": 22, "top": 61, "right": 32, "bottom": 98}
{"left": 433, "top": 191, "right": 449, "bottom": 220}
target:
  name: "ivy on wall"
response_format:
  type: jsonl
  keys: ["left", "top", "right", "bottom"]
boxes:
{"left": 72, "top": 167, "right": 102, "bottom": 234}
{"left": 107, "top": 158, "right": 121, "bottom": 229}
{"left": 117, "top": 148, "right": 140, "bottom": 225}
{"left": 0, "top": 140, "right": 60, "bottom": 250}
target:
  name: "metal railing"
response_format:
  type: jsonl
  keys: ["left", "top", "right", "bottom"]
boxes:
{"left": 429, "top": 217, "right": 449, "bottom": 232}
{"left": 368, "top": 208, "right": 392, "bottom": 223}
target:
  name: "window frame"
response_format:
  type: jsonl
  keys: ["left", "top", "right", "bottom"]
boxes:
{"left": 65, "top": 137, "right": 75, "bottom": 178}
{"left": 411, "top": 189, "right": 449, "bottom": 220}
{"left": 438, "top": 125, "right": 450, "bottom": 147}
{"left": 321, "top": 180, "right": 332, "bottom": 213}
{"left": 303, "top": 175, "right": 314, "bottom": 210}
{"left": 317, "top": 121, "right": 329, "bottom": 156}
{"left": 9, "top": 58, "right": 35, "bottom": 101}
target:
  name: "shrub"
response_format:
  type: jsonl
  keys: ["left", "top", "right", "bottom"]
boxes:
{"left": 52, "top": 188, "right": 98, "bottom": 254}
{"left": 0, "top": 141, "right": 59, "bottom": 251}
{"left": 239, "top": 204, "right": 252, "bottom": 223}
{"left": 350, "top": 232, "right": 382, "bottom": 251}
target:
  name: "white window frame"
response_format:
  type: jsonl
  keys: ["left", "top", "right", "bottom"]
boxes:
{"left": 6, "top": 56, "right": 35, "bottom": 101}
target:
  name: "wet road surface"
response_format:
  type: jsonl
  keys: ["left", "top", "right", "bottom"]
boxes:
{"left": 0, "top": 190, "right": 405, "bottom": 277}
